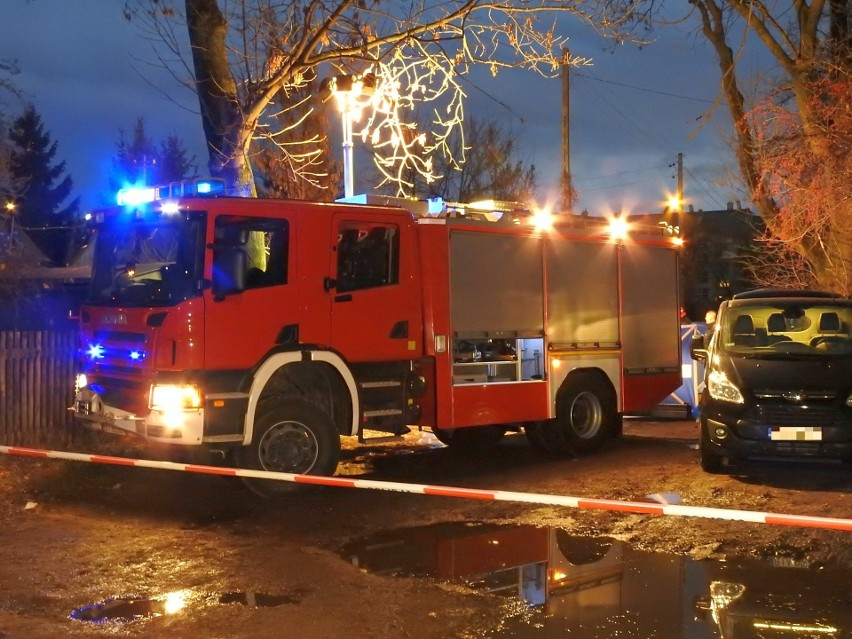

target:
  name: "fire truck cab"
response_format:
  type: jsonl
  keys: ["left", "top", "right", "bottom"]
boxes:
{"left": 73, "top": 181, "right": 681, "bottom": 492}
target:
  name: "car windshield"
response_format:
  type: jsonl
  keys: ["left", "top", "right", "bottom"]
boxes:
{"left": 87, "top": 211, "right": 205, "bottom": 307}
{"left": 718, "top": 301, "right": 852, "bottom": 356}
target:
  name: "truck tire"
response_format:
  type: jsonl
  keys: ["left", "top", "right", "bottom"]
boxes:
{"left": 557, "top": 374, "right": 616, "bottom": 453}
{"left": 239, "top": 398, "right": 341, "bottom": 497}
{"left": 524, "top": 421, "right": 550, "bottom": 452}
{"left": 525, "top": 420, "right": 573, "bottom": 455}
{"left": 432, "top": 425, "right": 506, "bottom": 448}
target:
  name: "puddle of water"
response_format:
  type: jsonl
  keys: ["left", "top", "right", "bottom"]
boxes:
{"left": 70, "top": 590, "right": 296, "bottom": 624}
{"left": 344, "top": 522, "right": 852, "bottom": 638}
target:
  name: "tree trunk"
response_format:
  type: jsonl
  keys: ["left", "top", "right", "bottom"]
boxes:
{"left": 185, "top": 0, "right": 256, "bottom": 196}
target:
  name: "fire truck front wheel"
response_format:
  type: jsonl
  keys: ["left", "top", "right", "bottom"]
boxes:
{"left": 239, "top": 398, "right": 341, "bottom": 496}
{"left": 557, "top": 374, "right": 617, "bottom": 453}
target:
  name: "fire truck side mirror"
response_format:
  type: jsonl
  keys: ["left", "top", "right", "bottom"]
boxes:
{"left": 211, "top": 245, "right": 247, "bottom": 300}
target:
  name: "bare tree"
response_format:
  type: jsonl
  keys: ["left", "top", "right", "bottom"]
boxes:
{"left": 688, "top": 0, "right": 851, "bottom": 293}
{"left": 253, "top": 70, "right": 342, "bottom": 201}
{"left": 124, "top": 0, "right": 643, "bottom": 198}
{"left": 423, "top": 116, "right": 536, "bottom": 203}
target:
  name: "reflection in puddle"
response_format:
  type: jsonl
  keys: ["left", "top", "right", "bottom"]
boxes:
{"left": 344, "top": 522, "right": 852, "bottom": 638}
{"left": 70, "top": 590, "right": 297, "bottom": 624}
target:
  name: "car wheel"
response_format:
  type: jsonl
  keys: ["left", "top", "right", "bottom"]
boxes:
{"left": 699, "top": 427, "right": 725, "bottom": 474}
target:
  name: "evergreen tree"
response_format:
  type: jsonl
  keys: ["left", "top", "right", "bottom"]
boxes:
{"left": 7, "top": 104, "right": 79, "bottom": 265}
{"left": 158, "top": 133, "right": 195, "bottom": 184}
{"left": 112, "top": 117, "right": 157, "bottom": 188}
{"left": 110, "top": 117, "right": 196, "bottom": 190}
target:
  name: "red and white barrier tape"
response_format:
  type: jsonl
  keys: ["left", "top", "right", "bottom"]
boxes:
{"left": 2, "top": 444, "right": 851, "bottom": 532}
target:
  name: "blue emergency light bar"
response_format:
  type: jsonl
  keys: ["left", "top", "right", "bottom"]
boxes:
{"left": 116, "top": 178, "right": 226, "bottom": 206}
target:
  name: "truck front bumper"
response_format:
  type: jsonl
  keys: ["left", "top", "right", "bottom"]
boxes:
{"left": 74, "top": 386, "right": 204, "bottom": 445}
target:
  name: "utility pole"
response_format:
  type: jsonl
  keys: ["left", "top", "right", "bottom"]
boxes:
{"left": 561, "top": 48, "right": 574, "bottom": 213}
{"left": 675, "top": 152, "right": 683, "bottom": 215}
{"left": 670, "top": 152, "right": 683, "bottom": 228}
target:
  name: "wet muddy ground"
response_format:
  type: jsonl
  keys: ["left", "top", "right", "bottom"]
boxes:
{"left": 1, "top": 418, "right": 851, "bottom": 638}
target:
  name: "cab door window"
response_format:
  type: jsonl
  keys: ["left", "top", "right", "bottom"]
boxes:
{"left": 214, "top": 216, "right": 289, "bottom": 292}
{"left": 336, "top": 221, "right": 399, "bottom": 293}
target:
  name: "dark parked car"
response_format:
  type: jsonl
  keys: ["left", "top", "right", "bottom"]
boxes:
{"left": 690, "top": 289, "right": 852, "bottom": 472}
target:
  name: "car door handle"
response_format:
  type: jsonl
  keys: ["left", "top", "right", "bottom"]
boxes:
{"left": 334, "top": 294, "right": 353, "bottom": 302}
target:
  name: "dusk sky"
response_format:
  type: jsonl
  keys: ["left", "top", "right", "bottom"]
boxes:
{"left": 0, "top": 1, "right": 756, "bottom": 216}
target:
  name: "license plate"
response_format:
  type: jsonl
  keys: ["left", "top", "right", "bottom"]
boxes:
{"left": 769, "top": 426, "right": 822, "bottom": 441}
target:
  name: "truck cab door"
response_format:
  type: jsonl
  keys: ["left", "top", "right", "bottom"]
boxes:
{"left": 328, "top": 214, "right": 422, "bottom": 363}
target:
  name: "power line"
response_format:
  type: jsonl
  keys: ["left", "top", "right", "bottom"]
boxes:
{"left": 574, "top": 165, "right": 666, "bottom": 184}
{"left": 574, "top": 72, "right": 716, "bottom": 104}
{"left": 684, "top": 165, "right": 727, "bottom": 209}
{"left": 580, "top": 178, "right": 663, "bottom": 193}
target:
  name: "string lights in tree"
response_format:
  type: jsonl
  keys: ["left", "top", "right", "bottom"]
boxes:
{"left": 357, "top": 41, "right": 467, "bottom": 197}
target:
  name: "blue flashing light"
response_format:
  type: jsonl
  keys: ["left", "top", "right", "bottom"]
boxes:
{"left": 116, "top": 186, "right": 158, "bottom": 207}
{"left": 116, "top": 178, "right": 225, "bottom": 206}
{"left": 336, "top": 193, "right": 368, "bottom": 205}
{"left": 191, "top": 178, "right": 225, "bottom": 196}
{"left": 87, "top": 344, "right": 105, "bottom": 360}
{"left": 129, "top": 350, "right": 145, "bottom": 361}
{"left": 427, "top": 197, "right": 444, "bottom": 215}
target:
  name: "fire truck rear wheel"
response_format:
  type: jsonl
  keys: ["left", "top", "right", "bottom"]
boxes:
{"left": 525, "top": 420, "right": 573, "bottom": 455}
{"left": 432, "top": 425, "right": 506, "bottom": 447}
{"left": 557, "top": 375, "right": 616, "bottom": 453}
{"left": 524, "top": 422, "right": 550, "bottom": 452}
{"left": 240, "top": 398, "right": 341, "bottom": 496}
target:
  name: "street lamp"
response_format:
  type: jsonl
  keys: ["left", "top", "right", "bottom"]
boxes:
{"left": 662, "top": 194, "right": 682, "bottom": 237}
{"left": 4, "top": 201, "right": 17, "bottom": 243}
{"left": 321, "top": 73, "right": 376, "bottom": 199}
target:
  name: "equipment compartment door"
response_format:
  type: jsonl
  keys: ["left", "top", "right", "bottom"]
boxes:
{"left": 329, "top": 214, "right": 422, "bottom": 363}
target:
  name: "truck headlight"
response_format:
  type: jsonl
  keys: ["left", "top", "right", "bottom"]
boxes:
{"left": 708, "top": 370, "right": 744, "bottom": 404}
{"left": 150, "top": 384, "right": 202, "bottom": 411}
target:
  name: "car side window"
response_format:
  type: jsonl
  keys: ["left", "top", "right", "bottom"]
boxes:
{"left": 336, "top": 221, "right": 399, "bottom": 293}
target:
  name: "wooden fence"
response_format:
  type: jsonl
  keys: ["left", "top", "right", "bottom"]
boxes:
{"left": 0, "top": 330, "right": 78, "bottom": 447}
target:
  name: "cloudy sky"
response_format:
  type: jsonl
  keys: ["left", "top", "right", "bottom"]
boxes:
{"left": 0, "top": 1, "right": 752, "bottom": 215}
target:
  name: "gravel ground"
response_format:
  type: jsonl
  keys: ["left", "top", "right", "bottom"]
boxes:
{"left": 1, "top": 418, "right": 850, "bottom": 638}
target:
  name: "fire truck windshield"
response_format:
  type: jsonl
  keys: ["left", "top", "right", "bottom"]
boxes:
{"left": 87, "top": 212, "right": 205, "bottom": 307}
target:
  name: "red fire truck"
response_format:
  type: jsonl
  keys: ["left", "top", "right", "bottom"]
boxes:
{"left": 73, "top": 179, "right": 681, "bottom": 493}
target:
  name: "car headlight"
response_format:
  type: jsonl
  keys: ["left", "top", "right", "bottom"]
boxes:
{"left": 150, "top": 384, "right": 202, "bottom": 411}
{"left": 708, "top": 370, "right": 744, "bottom": 404}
